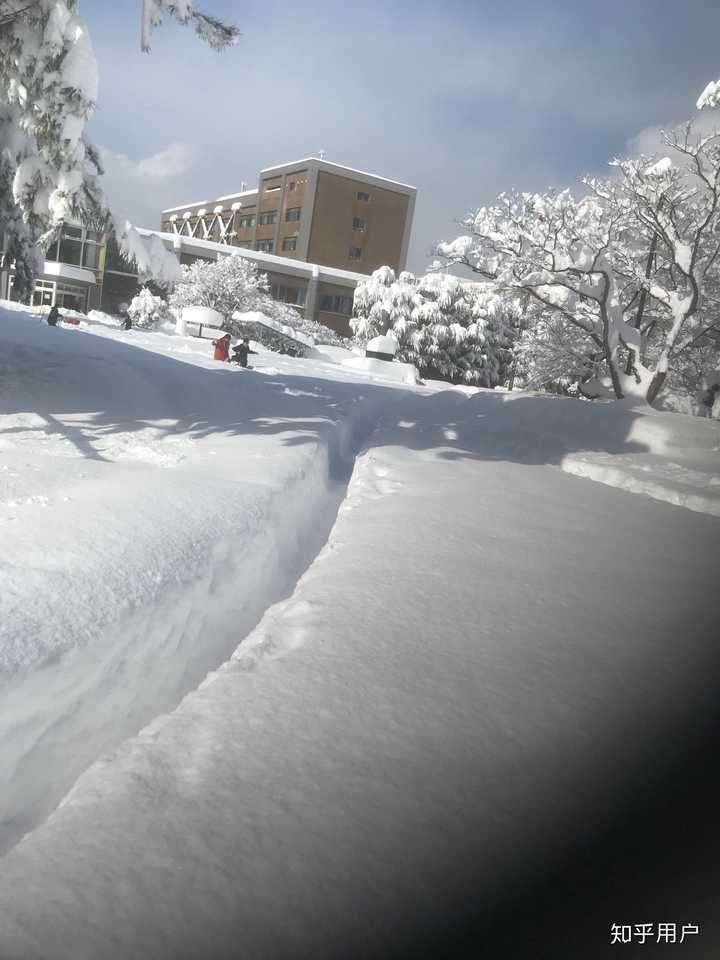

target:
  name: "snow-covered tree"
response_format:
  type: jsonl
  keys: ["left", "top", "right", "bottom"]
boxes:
{"left": 169, "top": 254, "right": 270, "bottom": 321}
{"left": 436, "top": 120, "right": 720, "bottom": 406}
{"left": 592, "top": 128, "right": 720, "bottom": 403}
{"left": 127, "top": 286, "right": 173, "bottom": 329}
{"left": 436, "top": 189, "right": 638, "bottom": 398}
{"left": 140, "top": 0, "right": 239, "bottom": 52}
{"left": 0, "top": 1, "right": 236, "bottom": 299}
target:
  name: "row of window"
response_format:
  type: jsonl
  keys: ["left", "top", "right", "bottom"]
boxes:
{"left": 245, "top": 237, "right": 297, "bottom": 253}
{"left": 8, "top": 277, "right": 88, "bottom": 312}
{"left": 45, "top": 224, "right": 103, "bottom": 271}
{"left": 246, "top": 237, "right": 358, "bottom": 260}
{"left": 255, "top": 208, "right": 302, "bottom": 227}
{"left": 271, "top": 283, "right": 307, "bottom": 307}
{"left": 319, "top": 293, "right": 353, "bottom": 315}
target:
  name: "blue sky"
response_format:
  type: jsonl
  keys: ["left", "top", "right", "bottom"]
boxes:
{"left": 83, "top": 0, "right": 720, "bottom": 271}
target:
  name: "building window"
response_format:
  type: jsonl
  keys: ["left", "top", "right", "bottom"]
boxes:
{"left": 281, "top": 236, "right": 297, "bottom": 252}
{"left": 238, "top": 215, "right": 255, "bottom": 229}
{"left": 285, "top": 207, "right": 301, "bottom": 222}
{"left": 352, "top": 217, "right": 366, "bottom": 231}
{"left": 271, "top": 283, "right": 307, "bottom": 306}
{"left": 257, "top": 211, "right": 277, "bottom": 226}
{"left": 56, "top": 281, "right": 87, "bottom": 312}
{"left": 45, "top": 223, "right": 102, "bottom": 271}
{"left": 31, "top": 279, "right": 56, "bottom": 307}
{"left": 319, "top": 293, "right": 353, "bottom": 315}
{"left": 58, "top": 229, "right": 83, "bottom": 266}
{"left": 255, "top": 239, "right": 274, "bottom": 252}
{"left": 348, "top": 246, "right": 362, "bottom": 260}
{"left": 263, "top": 180, "right": 282, "bottom": 193}
{"left": 82, "top": 243, "right": 100, "bottom": 269}
{"left": 287, "top": 181, "right": 296, "bottom": 191}
{"left": 356, "top": 191, "right": 370, "bottom": 202}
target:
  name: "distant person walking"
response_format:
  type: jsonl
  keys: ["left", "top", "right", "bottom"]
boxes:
{"left": 212, "top": 333, "right": 231, "bottom": 361}
{"left": 231, "top": 337, "right": 256, "bottom": 368}
{"left": 47, "top": 305, "right": 60, "bottom": 326}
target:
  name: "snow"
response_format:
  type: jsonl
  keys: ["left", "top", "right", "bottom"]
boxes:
{"left": 366, "top": 334, "right": 398, "bottom": 356}
{"left": 0, "top": 302, "right": 719, "bottom": 955}
{"left": 644, "top": 156, "right": 673, "bottom": 177}
{"left": 697, "top": 78, "right": 720, "bottom": 111}
{"left": 342, "top": 355, "right": 420, "bottom": 385}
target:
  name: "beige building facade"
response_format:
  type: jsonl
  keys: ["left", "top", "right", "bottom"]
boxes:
{"left": 161, "top": 157, "right": 416, "bottom": 274}
{"left": 157, "top": 158, "right": 416, "bottom": 334}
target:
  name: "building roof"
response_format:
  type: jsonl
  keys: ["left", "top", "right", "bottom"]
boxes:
{"left": 162, "top": 158, "right": 415, "bottom": 218}
{"left": 259, "top": 157, "right": 416, "bottom": 193}
{"left": 161, "top": 200, "right": 211, "bottom": 214}
{"left": 162, "top": 189, "right": 259, "bottom": 215}
{"left": 142, "top": 230, "right": 369, "bottom": 287}
{"left": 215, "top": 189, "right": 259, "bottom": 202}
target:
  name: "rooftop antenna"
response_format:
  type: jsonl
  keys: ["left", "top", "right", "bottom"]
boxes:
{"left": 318, "top": 149, "right": 326, "bottom": 160}
{"left": 240, "top": 180, "right": 247, "bottom": 191}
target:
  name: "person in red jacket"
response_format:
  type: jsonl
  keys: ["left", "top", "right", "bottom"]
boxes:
{"left": 212, "top": 333, "right": 231, "bottom": 361}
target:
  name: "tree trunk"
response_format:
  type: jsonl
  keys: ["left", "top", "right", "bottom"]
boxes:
{"left": 646, "top": 369, "right": 666, "bottom": 406}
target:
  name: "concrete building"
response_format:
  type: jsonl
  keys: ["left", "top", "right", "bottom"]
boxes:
{"left": 161, "top": 157, "right": 416, "bottom": 276}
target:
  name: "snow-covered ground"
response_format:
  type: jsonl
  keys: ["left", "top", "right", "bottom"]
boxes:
{"left": 1, "top": 303, "right": 719, "bottom": 958}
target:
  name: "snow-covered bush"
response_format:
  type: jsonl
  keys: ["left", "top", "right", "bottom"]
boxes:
{"left": 169, "top": 255, "right": 270, "bottom": 322}
{"left": 0, "top": 2, "right": 236, "bottom": 298}
{"left": 127, "top": 288, "right": 173, "bottom": 330}
{"left": 351, "top": 267, "right": 512, "bottom": 386}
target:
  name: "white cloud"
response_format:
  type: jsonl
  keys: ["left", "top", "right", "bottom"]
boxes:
{"left": 98, "top": 142, "right": 200, "bottom": 228}
{"left": 100, "top": 141, "right": 199, "bottom": 182}
{"left": 626, "top": 110, "right": 720, "bottom": 158}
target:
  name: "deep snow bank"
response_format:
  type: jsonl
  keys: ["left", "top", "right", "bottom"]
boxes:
{"left": 0, "top": 306, "right": 399, "bottom": 853}
{"left": 0, "top": 373, "right": 719, "bottom": 959}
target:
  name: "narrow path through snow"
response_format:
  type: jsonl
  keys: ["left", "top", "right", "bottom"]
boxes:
{"left": 0, "top": 309, "right": 399, "bottom": 853}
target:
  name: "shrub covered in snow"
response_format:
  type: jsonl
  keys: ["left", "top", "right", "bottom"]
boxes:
{"left": 128, "top": 288, "right": 173, "bottom": 330}
{"left": 351, "top": 267, "right": 516, "bottom": 386}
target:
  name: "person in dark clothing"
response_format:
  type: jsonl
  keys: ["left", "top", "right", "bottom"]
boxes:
{"left": 122, "top": 314, "right": 132, "bottom": 330}
{"left": 230, "top": 337, "right": 256, "bottom": 368}
{"left": 47, "top": 305, "right": 61, "bottom": 326}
